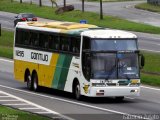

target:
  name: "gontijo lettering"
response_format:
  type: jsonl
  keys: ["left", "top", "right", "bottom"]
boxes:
{"left": 31, "top": 52, "right": 48, "bottom": 62}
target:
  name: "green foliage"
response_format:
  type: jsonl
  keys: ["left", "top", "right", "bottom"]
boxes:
{"left": 135, "top": 3, "right": 160, "bottom": 13}
{"left": 0, "top": 0, "right": 160, "bottom": 34}
{"left": 0, "top": 106, "right": 51, "bottom": 120}
{"left": 142, "top": 51, "right": 160, "bottom": 73}
{"left": 141, "top": 73, "right": 160, "bottom": 87}
{"left": 0, "top": 30, "right": 13, "bottom": 58}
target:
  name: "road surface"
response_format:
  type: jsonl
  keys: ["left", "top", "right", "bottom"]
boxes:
{"left": 0, "top": 58, "right": 160, "bottom": 120}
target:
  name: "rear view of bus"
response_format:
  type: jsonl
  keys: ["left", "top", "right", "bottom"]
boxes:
{"left": 80, "top": 29, "right": 145, "bottom": 100}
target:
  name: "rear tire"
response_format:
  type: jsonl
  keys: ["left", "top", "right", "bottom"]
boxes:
{"left": 74, "top": 82, "right": 81, "bottom": 100}
{"left": 26, "top": 73, "right": 33, "bottom": 90}
{"left": 33, "top": 73, "right": 39, "bottom": 91}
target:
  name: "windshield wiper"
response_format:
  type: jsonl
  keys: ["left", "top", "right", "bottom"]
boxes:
{"left": 118, "top": 59, "right": 130, "bottom": 80}
{"left": 105, "top": 64, "right": 116, "bottom": 80}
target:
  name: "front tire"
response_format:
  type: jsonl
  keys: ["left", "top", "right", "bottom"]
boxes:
{"left": 74, "top": 82, "right": 82, "bottom": 100}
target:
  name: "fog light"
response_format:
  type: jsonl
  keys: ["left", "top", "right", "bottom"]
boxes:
{"left": 130, "top": 89, "right": 139, "bottom": 93}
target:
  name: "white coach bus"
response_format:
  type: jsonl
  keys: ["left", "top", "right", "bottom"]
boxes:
{"left": 14, "top": 21, "right": 144, "bottom": 100}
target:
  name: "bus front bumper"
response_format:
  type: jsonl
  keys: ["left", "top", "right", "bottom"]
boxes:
{"left": 87, "top": 86, "right": 140, "bottom": 97}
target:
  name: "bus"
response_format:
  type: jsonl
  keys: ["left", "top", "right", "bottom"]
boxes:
{"left": 14, "top": 21, "right": 144, "bottom": 100}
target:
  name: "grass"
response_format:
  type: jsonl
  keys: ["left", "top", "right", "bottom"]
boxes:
{"left": 135, "top": 3, "right": 160, "bottom": 13}
{"left": 141, "top": 51, "right": 160, "bottom": 73}
{"left": 0, "top": 30, "right": 14, "bottom": 59}
{"left": 141, "top": 73, "right": 160, "bottom": 87}
{"left": 0, "top": 29, "right": 160, "bottom": 87}
{"left": 0, "top": 105, "right": 51, "bottom": 120}
{"left": 140, "top": 51, "right": 160, "bottom": 87}
{"left": 1, "top": 0, "right": 160, "bottom": 34}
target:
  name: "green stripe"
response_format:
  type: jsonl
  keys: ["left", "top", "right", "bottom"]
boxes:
{"left": 57, "top": 55, "right": 72, "bottom": 90}
{"left": 52, "top": 54, "right": 72, "bottom": 90}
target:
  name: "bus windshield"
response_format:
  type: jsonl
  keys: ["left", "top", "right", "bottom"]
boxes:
{"left": 91, "top": 39, "right": 138, "bottom": 51}
{"left": 91, "top": 53, "right": 139, "bottom": 79}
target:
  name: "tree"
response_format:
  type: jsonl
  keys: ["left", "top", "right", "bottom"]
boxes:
{"left": 64, "top": 0, "right": 66, "bottom": 7}
{"left": 82, "top": 0, "right": 84, "bottom": 12}
{"left": 100, "top": 0, "right": 103, "bottom": 20}
{"left": 30, "top": 0, "right": 32, "bottom": 5}
{"left": 20, "top": 0, "right": 22, "bottom": 3}
{"left": 50, "top": 0, "right": 58, "bottom": 8}
{"left": 39, "top": 0, "right": 42, "bottom": 7}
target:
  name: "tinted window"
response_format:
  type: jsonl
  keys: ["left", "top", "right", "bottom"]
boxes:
{"left": 22, "top": 14, "right": 35, "bottom": 18}
{"left": 61, "top": 36, "right": 70, "bottom": 51}
{"left": 71, "top": 37, "right": 80, "bottom": 53}
{"left": 49, "top": 35, "right": 59, "bottom": 50}
{"left": 91, "top": 39, "right": 138, "bottom": 51}
{"left": 39, "top": 33, "right": 48, "bottom": 49}
{"left": 29, "top": 32, "right": 39, "bottom": 47}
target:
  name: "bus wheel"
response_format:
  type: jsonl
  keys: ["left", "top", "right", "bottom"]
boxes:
{"left": 74, "top": 82, "right": 81, "bottom": 100}
{"left": 33, "top": 73, "right": 39, "bottom": 91}
{"left": 26, "top": 74, "right": 32, "bottom": 90}
{"left": 115, "top": 96, "right": 124, "bottom": 101}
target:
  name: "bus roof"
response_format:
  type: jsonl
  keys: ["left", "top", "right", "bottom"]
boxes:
{"left": 16, "top": 21, "right": 137, "bottom": 39}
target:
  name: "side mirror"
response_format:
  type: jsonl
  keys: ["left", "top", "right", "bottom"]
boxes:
{"left": 139, "top": 54, "right": 145, "bottom": 69}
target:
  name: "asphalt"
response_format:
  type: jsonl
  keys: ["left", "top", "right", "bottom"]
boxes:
{"left": 0, "top": 59, "right": 160, "bottom": 120}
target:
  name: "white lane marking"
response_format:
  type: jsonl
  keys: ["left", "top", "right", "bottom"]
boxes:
{"left": 0, "top": 58, "right": 13, "bottom": 63}
{"left": 0, "top": 85, "right": 149, "bottom": 120}
{"left": 0, "top": 100, "right": 20, "bottom": 102}
{"left": 0, "top": 96, "right": 11, "bottom": 98}
{"left": 35, "top": 112, "right": 53, "bottom": 114}
{"left": 141, "top": 86, "right": 160, "bottom": 91}
{"left": 19, "top": 107, "right": 40, "bottom": 110}
{"left": 140, "top": 49, "right": 160, "bottom": 53}
{"left": 3, "top": 103, "right": 29, "bottom": 106}
{"left": 0, "top": 90, "right": 74, "bottom": 120}
{"left": 125, "top": 97, "right": 135, "bottom": 100}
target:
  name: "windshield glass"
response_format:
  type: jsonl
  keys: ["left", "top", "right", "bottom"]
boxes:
{"left": 91, "top": 53, "right": 117, "bottom": 79}
{"left": 91, "top": 53, "right": 139, "bottom": 79}
{"left": 118, "top": 53, "right": 139, "bottom": 79}
{"left": 91, "top": 39, "right": 137, "bottom": 51}
{"left": 22, "top": 14, "right": 35, "bottom": 18}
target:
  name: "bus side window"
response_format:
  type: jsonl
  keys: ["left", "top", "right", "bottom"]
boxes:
{"left": 49, "top": 35, "right": 59, "bottom": 51}
{"left": 15, "top": 29, "right": 21, "bottom": 45}
{"left": 23, "top": 31, "right": 30, "bottom": 45}
{"left": 39, "top": 33, "right": 48, "bottom": 49}
{"left": 29, "top": 32, "right": 39, "bottom": 47}
{"left": 71, "top": 37, "right": 80, "bottom": 53}
{"left": 61, "top": 36, "right": 70, "bottom": 52}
